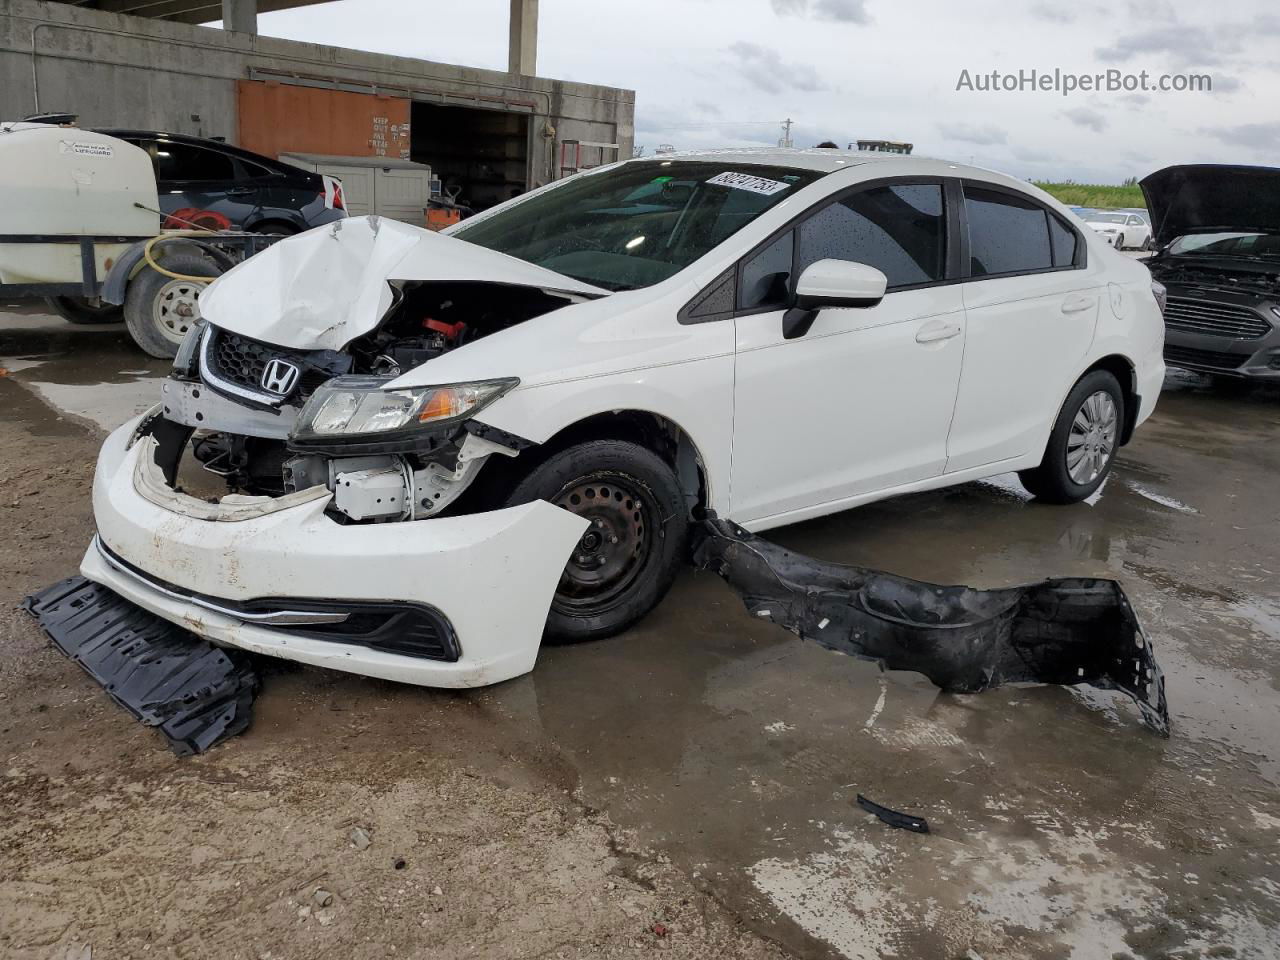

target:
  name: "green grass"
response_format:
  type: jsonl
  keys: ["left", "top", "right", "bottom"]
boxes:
{"left": 1033, "top": 182, "right": 1147, "bottom": 209}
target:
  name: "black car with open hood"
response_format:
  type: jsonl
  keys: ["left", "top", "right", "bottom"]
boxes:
{"left": 1141, "top": 164, "right": 1280, "bottom": 379}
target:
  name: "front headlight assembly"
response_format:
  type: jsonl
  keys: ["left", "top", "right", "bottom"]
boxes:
{"left": 291, "top": 375, "right": 518, "bottom": 451}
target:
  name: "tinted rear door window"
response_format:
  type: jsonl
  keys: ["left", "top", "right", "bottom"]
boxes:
{"left": 1048, "top": 215, "right": 1078, "bottom": 267}
{"left": 797, "top": 183, "right": 946, "bottom": 288}
{"left": 964, "top": 186, "right": 1053, "bottom": 276}
{"left": 239, "top": 157, "right": 278, "bottom": 179}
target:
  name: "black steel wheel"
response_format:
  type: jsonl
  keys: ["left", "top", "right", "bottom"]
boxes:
{"left": 501, "top": 439, "right": 689, "bottom": 642}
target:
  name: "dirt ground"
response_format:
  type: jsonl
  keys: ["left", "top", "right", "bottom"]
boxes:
{"left": 2, "top": 308, "right": 1279, "bottom": 960}
{"left": 0, "top": 321, "right": 786, "bottom": 960}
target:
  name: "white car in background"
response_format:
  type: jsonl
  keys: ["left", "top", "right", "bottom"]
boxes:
{"left": 1084, "top": 210, "right": 1152, "bottom": 250}
{"left": 84, "top": 149, "right": 1167, "bottom": 689}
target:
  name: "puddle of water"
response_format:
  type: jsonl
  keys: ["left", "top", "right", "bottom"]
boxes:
{"left": 2, "top": 306, "right": 167, "bottom": 431}
{"left": 22, "top": 378, "right": 162, "bottom": 432}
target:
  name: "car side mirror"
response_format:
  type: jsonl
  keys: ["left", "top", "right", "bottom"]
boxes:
{"left": 783, "top": 259, "right": 888, "bottom": 339}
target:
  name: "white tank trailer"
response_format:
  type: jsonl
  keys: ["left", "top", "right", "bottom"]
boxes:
{"left": 0, "top": 123, "right": 159, "bottom": 290}
{"left": 0, "top": 122, "right": 283, "bottom": 358}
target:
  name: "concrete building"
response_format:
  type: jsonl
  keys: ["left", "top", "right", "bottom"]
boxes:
{"left": 1, "top": 0, "right": 634, "bottom": 208}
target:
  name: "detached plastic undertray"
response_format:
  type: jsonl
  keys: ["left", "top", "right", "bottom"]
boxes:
{"left": 22, "top": 577, "right": 258, "bottom": 755}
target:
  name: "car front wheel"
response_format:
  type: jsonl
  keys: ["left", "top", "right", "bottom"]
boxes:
{"left": 1018, "top": 370, "right": 1124, "bottom": 503}
{"left": 501, "top": 439, "right": 689, "bottom": 643}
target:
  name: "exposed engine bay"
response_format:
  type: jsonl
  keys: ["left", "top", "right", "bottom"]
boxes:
{"left": 156, "top": 280, "right": 572, "bottom": 522}
{"left": 1146, "top": 256, "right": 1280, "bottom": 296}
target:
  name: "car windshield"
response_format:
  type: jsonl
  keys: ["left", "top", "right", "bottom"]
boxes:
{"left": 1088, "top": 213, "right": 1127, "bottom": 224}
{"left": 451, "top": 162, "right": 822, "bottom": 291}
{"left": 1167, "top": 231, "right": 1280, "bottom": 258}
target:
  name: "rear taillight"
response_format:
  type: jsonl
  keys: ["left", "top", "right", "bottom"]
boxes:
{"left": 1151, "top": 280, "right": 1167, "bottom": 315}
{"left": 321, "top": 175, "right": 345, "bottom": 211}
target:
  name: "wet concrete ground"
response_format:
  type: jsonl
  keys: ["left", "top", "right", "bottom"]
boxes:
{"left": 2, "top": 303, "right": 1278, "bottom": 959}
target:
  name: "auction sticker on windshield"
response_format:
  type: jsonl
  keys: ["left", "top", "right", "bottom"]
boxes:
{"left": 706, "top": 171, "right": 791, "bottom": 196}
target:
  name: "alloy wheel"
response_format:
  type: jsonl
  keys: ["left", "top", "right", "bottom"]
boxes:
{"left": 1067, "top": 390, "right": 1118, "bottom": 485}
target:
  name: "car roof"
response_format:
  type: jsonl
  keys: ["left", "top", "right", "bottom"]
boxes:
{"left": 95, "top": 128, "right": 292, "bottom": 169}
{"left": 626, "top": 147, "right": 980, "bottom": 175}
{"left": 619, "top": 148, "right": 1056, "bottom": 203}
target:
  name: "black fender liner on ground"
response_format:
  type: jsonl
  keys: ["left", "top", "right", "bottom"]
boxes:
{"left": 22, "top": 577, "right": 258, "bottom": 755}
{"left": 692, "top": 519, "right": 1170, "bottom": 737}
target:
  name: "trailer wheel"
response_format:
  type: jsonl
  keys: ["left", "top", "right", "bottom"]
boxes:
{"left": 124, "top": 253, "right": 221, "bottom": 358}
{"left": 44, "top": 295, "right": 123, "bottom": 325}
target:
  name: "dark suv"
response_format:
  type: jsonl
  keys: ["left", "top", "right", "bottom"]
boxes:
{"left": 1142, "top": 164, "right": 1280, "bottom": 380}
{"left": 97, "top": 130, "right": 347, "bottom": 234}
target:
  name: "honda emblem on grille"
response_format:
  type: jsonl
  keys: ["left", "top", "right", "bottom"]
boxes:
{"left": 260, "top": 358, "right": 300, "bottom": 396}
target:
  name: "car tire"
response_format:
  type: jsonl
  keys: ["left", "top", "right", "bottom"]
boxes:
{"left": 123, "top": 253, "right": 221, "bottom": 359}
{"left": 1116, "top": 233, "right": 1126, "bottom": 250}
{"left": 44, "top": 295, "right": 123, "bottom": 324}
{"left": 1018, "top": 370, "right": 1125, "bottom": 504}
{"left": 501, "top": 439, "right": 689, "bottom": 643}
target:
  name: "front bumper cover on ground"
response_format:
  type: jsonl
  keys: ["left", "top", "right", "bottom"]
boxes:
{"left": 693, "top": 519, "right": 1170, "bottom": 736}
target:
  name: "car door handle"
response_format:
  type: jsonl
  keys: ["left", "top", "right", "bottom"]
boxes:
{"left": 1061, "top": 295, "right": 1096, "bottom": 314}
{"left": 915, "top": 320, "right": 963, "bottom": 343}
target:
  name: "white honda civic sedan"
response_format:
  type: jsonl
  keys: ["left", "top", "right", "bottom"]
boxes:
{"left": 85, "top": 149, "right": 1166, "bottom": 687}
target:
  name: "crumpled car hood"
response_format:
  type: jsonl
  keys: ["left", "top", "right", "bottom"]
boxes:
{"left": 198, "top": 215, "right": 609, "bottom": 351}
{"left": 1141, "top": 164, "right": 1280, "bottom": 246}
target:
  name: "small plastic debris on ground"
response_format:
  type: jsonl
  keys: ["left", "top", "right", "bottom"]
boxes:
{"left": 856, "top": 794, "right": 930, "bottom": 834}
{"left": 431, "top": 885, "right": 443, "bottom": 896}
{"left": 393, "top": 857, "right": 406, "bottom": 870}
{"left": 349, "top": 826, "right": 372, "bottom": 850}
{"left": 652, "top": 922, "right": 669, "bottom": 938}
{"left": 312, "top": 888, "right": 333, "bottom": 908}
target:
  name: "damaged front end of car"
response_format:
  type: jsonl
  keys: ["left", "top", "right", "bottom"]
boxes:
{"left": 693, "top": 518, "right": 1170, "bottom": 736}
{"left": 76, "top": 217, "right": 607, "bottom": 690}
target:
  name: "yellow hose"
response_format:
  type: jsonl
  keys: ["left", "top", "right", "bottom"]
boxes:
{"left": 142, "top": 235, "right": 217, "bottom": 283}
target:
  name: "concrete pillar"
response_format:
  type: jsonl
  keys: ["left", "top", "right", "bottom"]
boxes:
{"left": 508, "top": 0, "right": 538, "bottom": 76}
{"left": 222, "top": 0, "right": 258, "bottom": 35}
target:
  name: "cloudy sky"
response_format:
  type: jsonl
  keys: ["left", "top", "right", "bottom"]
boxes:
{"left": 223, "top": 0, "right": 1280, "bottom": 184}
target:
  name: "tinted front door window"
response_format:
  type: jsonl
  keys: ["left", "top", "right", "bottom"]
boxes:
{"left": 797, "top": 184, "right": 946, "bottom": 288}
{"left": 152, "top": 143, "right": 236, "bottom": 183}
